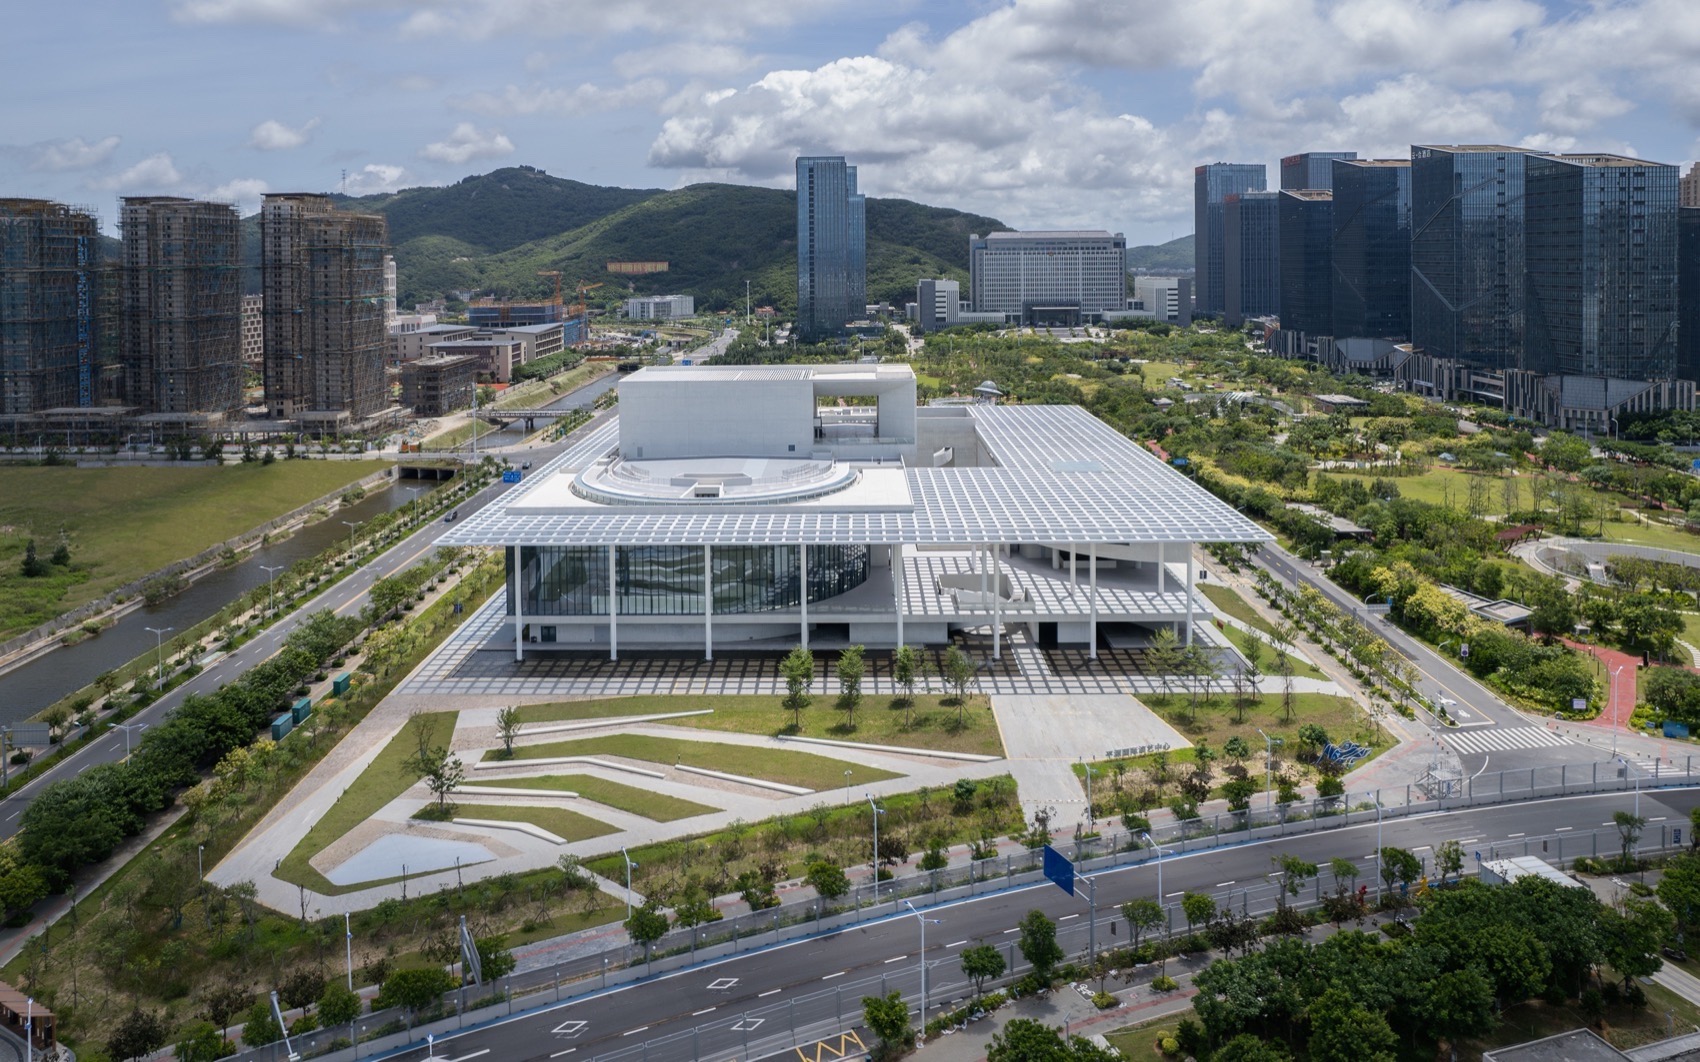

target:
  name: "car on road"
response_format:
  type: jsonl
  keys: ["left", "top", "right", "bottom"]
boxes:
{"left": 444, "top": 510, "right": 458, "bottom": 522}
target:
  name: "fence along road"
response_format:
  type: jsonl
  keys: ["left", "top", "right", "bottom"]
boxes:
{"left": 232, "top": 778, "right": 1700, "bottom": 1062}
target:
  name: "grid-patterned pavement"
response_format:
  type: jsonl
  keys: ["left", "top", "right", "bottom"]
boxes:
{"left": 396, "top": 592, "right": 1292, "bottom": 700}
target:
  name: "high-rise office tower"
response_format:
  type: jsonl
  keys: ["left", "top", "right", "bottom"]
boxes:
{"left": 1410, "top": 145, "right": 1545, "bottom": 372}
{"left": 1682, "top": 163, "right": 1700, "bottom": 209}
{"left": 1280, "top": 152, "right": 1357, "bottom": 191}
{"left": 1331, "top": 159, "right": 1412, "bottom": 341}
{"left": 1223, "top": 191, "right": 1280, "bottom": 327}
{"left": 1278, "top": 190, "right": 1333, "bottom": 336}
{"left": 1680, "top": 207, "right": 1700, "bottom": 382}
{"left": 0, "top": 199, "right": 109, "bottom": 416}
{"left": 796, "top": 156, "right": 865, "bottom": 339}
{"left": 119, "top": 197, "right": 243, "bottom": 417}
{"left": 1525, "top": 154, "right": 1679, "bottom": 380}
{"left": 969, "top": 231, "right": 1127, "bottom": 324}
{"left": 260, "top": 193, "right": 388, "bottom": 420}
{"left": 1194, "top": 163, "right": 1266, "bottom": 314}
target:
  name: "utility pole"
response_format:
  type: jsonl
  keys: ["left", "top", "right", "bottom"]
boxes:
{"left": 145, "top": 626, "right": 174, "bottom": 689}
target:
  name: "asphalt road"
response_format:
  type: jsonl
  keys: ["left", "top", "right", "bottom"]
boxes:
{"left": 370, "top": 787, "right": 1699, "bottom": 1062}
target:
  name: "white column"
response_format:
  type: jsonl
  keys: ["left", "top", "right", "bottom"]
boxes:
{"left": 893, "top": 542, "right": 905, "bottom": 648}
{"left": 992, "top": 544, "right": 1002, "bottom": 661}
{"left": 703, "top": 544, "right": 713, "bottom": 661}
{"left": 1185, "top": 550, "right": 1195, "bottom": 647}
{"left": 1088, "top": 544, "right": 1098, "bottom": 660}
{"left": 512, "top": 547, "right": 525, "bottom": 663}
{"left": 608, "top": 544, "right": 618, "bottom": 661}
{"left": 1069, "top": 544, "right": 1077, "bottom": 595}
{"left": 1157, "top": 542, "right": 1166, "bottom": 595}
{"left": 800, "top": 544, "right": 809, "bottom": 649}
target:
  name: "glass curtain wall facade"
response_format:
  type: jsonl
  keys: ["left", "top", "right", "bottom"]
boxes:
{"left": 509, "top": 544, "right": 871, "bottom": 617}
{"left": 1682, "top": 207, "right": 1700, "bottom": 383}
{"left": 1278, "top": 190, "right": 1333, "bottom": 336}
{"left": 1195, "top": 164, "right": 1266, "bottom": 314}
{"left": 1280, "top": 152, "right": 1356, "bottom": 191}
{"left": 1411, "top": 146, "right": 1540, "bottom": 372}
{"left": 969, "top": 231, "right": 1127, "bottom": 323}
{"left": 1331, "top": 160, "right": 1411, "bottom": 341}
{"left": 796, "top": 157, "right": 864, "bottom": 339}
{"left": 1524, "top": 155, "right": 1679, "bottom": 380}
{"left": 1224, "top": 192, "right": 1280, "bottom": 327}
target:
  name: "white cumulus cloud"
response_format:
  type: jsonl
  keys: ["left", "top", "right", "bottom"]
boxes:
{"left": 344, "top": 164, "right": 412, "bottom": 195}
{"left": 249, "top": 118, "right": 321, "bottom": 151}
{"left": 95, "top": 153, "right": 185, "bottom": 191}
{"left": 210, "top": 177, "right": 270, "bottom": 213}
{"left": 420, "top": 123, "right": 515, "bottom": 164}
{"left": 28, "top": 136, "right": 122, "bottom": 172}
{"left": 452, "top": 80, "right": 667, "bottom": 117}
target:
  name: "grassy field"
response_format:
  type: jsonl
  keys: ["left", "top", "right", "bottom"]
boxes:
{"left": 0, "top": 460, "right": 388, "bottom": 636}
{"left": 1604, "top": 514, "right": 1700, "bottom": 554}
{"left": 275, "top": 711, "right": 458, "bottom": 894}
{"left": 514, "top": 693, "right": 1004, "bottom": 756}
{"left": 1197, "top": 584, "right": 1328, "bottom": 680}
{"left": 493, "top": 733, "right": 900, "bottom": 790}
{"left": 452, "top": 802, "right": 619, "bottom": 843}
{"left": 468, "top": 773, "right": 718, "bottom": 821}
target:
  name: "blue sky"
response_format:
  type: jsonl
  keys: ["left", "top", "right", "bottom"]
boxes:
{"left": 6, "top": 0, "right": 1699, "bottom": 245}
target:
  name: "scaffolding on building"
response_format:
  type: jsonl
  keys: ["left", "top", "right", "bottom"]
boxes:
{"left": 0, "top": 199, "right": 113, "bottom": 416}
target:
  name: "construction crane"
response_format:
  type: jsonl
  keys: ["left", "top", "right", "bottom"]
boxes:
{"left": 536, "top": 270, "right": 564, "bottom": 306}
{"left": 572, "top": 281, "right": 604, "bottom": 321}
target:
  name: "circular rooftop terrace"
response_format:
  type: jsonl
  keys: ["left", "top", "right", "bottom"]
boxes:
{"left": 572, "top": 455, "right": 861, "bottom": 506}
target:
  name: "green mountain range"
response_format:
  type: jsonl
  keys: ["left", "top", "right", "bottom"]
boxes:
{"left": 233, "top": 166, "right": 1193, "bottom": 313}
{"left": 1126, "top": 233, "right": 1193, "bottom": 273}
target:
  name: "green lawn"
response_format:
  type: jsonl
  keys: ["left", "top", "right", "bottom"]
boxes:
{"left": 1603, "top": 515, "right": 1700, "bottom": 554}
{"left": 491, "top": 733, "right": 900, "bottom": 790}
{"left": 468, "top": 773, "right": 718, "bottom": 821}
{"left": 1198, "top": 584, "right": 1328, "bottom": 680}
{"left": 514, "top": 693, "right": 1003, "bottom": 756}
{"left": 275, "top": 711, "right": 458, "bottom": 894}
{"left": 0, "top": 460, "right": 389, "bottom": 636}
{"left": 451, "top": 803, "right": 618, "bottom": 843}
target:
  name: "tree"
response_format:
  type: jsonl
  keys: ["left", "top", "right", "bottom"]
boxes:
{"left": 1420, "top": 968, "right": 1498, "bottom": 1046}
{"left": 241, "top": 999, "right": 282, "bottom": 1047}
{"left": 279, "top": 967, "right": 326, "bottom": 1011}
{"left": 1121, "top": 897, "right": 1164, "bottom": 949}
{"left": 1272, "top": 854, "right": 1317, "bottom": 912}
{"left": 50, "top": 540, "right": 70, "bottom": 567}
{"left": 625, "top": 901, "right": 670, "bottom": 961}
{"left": 892, "top": 643, "right": 924, "bottom": 724}
{"left": 175, "top": 1021, "right": 229, "bottom": 1062}
{"left": 1223, "top": 776, "right": 1257, "bottom": 813}
{"left": 202, "top": 983, "right": 252, "bottom": 1040}
{"left": 836, "top": 644, "right": 865, "bottom": 727}
{"left": 1017, "top": 909, "right": 1064, "bottom": 980}
{"left": 987, "top": 1019, "right": 1118, "bottom": 1062}
{"left": 1181, "top": 891, "right": 1217, "bottom": 934}
{"left": 1146, "top": 626, "right": 1182, "bottom": 702}
{"left": 1659, "top": 852, "right": 1700, "bottom": 944}
{"left": 805, "top": 860, "right": 850, "bottom": 902}
{"left": 1306, "top": 987, "right": 1398, "bottom": 1062}
{"left": 1435, "top": 839, "right": 1465, "bottom": 885}
{"left": 318, "top": 980, "right": 362, "bottom": 1028}
{"left": 1601, "top": 897, "right": 1672, "bottom": 988}
{"left": 861, "top": 991, "right": 911, "bottom": 1055}
{"left": 108, "top": 1008, "right": 170, "bottom": 1061}
{"left": 377, "top": 967, "right": 455, "bottom": 1028}
{"left": 1213, "top": 1034, "right": 1294, "bottom": 1062}
{"left": 496, "top": 705, "right": 522, "bottom": 758}
{"left": 1223, "top": 735, "right": 1249, "bottom": 768}
{"left": 1614, "top": 810, "right": 1647, "bottom": 868}
{"left": 419, "top": 749, "right": 465, "bottom": 812}
{"left": 942, "top": 645, "right": 975, "bottom": 718}
{"left": 18, "top": 539, "right": 45, "bottom": 578}
{"left": 961, "top": 943, "right": 1006, "bottom": 996}
{"left": 780, "top": 645, "right": 814, "bottom": 728}
{"left": 1378, "top": 846, "right": 1422, "bottom": 897}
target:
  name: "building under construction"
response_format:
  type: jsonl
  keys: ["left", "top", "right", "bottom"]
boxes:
{"left": 261, "top": 194, "right": 388, "bottom": 425}
{"left": 119, "top": 197, "right": 244, "bottom": 421}
{"left": 0, "top": 199, "right": 111, "bottom": 417}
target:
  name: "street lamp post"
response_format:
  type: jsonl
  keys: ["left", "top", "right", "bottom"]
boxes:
{"left": 843, "top": 769, "right": 852, "bottom": 806}
{"left": 145, "top": 626, "right": 174, "bottom": 689}
{"left": 1254, "top": 727, "right": 1280, "bottom": 813}
{"left": 261, "top": 563, "right": 284, "bottom": 616}
{"left": 405, "top": 486, "right": 420, "bottom": 527}
{"left": 1611, "top": 665, "right": 1625, "bottom": 757}
{"left": 345, "top": 911, "right": 354, "bottom": 989}
{"left": 620, "top": 846, "right": 638, "bottom": 920}
{"left": 1141, "top": 831, "right": 1168, "bottom": 935}
{"left": 114, "top": 722, "right": 145, "bottom": 758}
{"left": 1082, "top": 763, "right": 1095, "bottom": 826}
{"left": 902, "top": 900, "right": 942, "bottom": 1023}
{"left": 867, "top": 796, "right": 885, "bottom": 904}
{"left": 341, "top": 519, "right": 359, "bottom": 560}
{"left": 197, "top": 844, "right": 204, "bottom": 880}
{"left": 1374, "top": 799, "right": 1384, "bottom": 904}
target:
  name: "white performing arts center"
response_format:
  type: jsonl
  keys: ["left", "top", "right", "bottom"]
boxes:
{"left": 440, "top": 363, "right": 1269, "bottom": 659}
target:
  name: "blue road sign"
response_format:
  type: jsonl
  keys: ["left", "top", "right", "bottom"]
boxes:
{"left": 502, "top": 470, "right": 522, "bottom": 483}
{"left": 1042, "top": 844, "right": 1075, "bottom": 897}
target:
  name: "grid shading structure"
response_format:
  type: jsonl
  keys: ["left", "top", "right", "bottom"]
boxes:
{"left": 443, "top": 404, "right": 1268, "bottom": 550}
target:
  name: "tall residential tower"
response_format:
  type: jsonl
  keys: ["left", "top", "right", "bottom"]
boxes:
{"left": 796, "top": 156, "right": 865, "bottom": 339}
{"left": 119, "top": 197, "right": 244, "bottom": 418}
{"left": 0, "top": 200, "right": 109, "bottom": 416}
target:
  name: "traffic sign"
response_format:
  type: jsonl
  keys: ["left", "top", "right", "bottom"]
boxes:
{"left": 1042, "top": 844, "right": 1075, "bottom": 897}
{"left": 502, "top": 469, "right": 522, "bottom": 483}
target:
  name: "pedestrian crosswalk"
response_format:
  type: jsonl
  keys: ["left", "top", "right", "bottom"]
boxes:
{"left": 1443, "top": 726, "right": 1575, "bottom": 755}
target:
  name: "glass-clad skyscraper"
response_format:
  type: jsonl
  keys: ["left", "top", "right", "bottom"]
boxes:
{"left": 1224, "top": 191, "right": 1280, "bottom": 327}
{"left": 1278, "top": 190, "right": 1332, "bottom": 336}
{"left": 1410, "top": 145, "right": 1543, "bottom": 371}
{"left": 1524, "top": 154, "right": 1679, "bottom": 379}
{"left": 1195, "top": 163, "right": 1266, "bottom": 314}
{"left": 796, "top": 156, "right": 865, "bottom": 339}
{"left": 1682, "top": 208, "right": 1700, "bottom": 383}
{"left": 1331, "top": 159, "right": 1411, "bottom": 341}
{"left": 1280, "top": 152, "right": 1357, "bottom": 191}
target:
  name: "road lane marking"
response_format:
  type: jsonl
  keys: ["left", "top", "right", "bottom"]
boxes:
{"left": 623, "top": 1026, "right": 649, "bottom": 1036}
{"left": 1058, "top": 914, "right": 1079, "bottom": 921}
{"left": 1216, "top": 881, "right": 1236, "bottom": 887}
{"left": 693, "top": 1007, "right": 717, "bottom": 1016}
{"left": 884, "top": 955, "right": 907, "bottom": 963}
{"left": 1166, "top": 891, "right": 1184, "bottom": 898}
{"left": 1557, "top": 826, "right": 1573, "bottom": 831}
{"left": 759, "top": 988, "right": 782, "bottom": 997}
{"left": 821, "top": 971, "right": 844, "bottom": 980}
{"left": 444, "top": 1052, "right": 490, "bottom": 1062}
{"left": 550, "top": 1051, "right": 576, "bottom": 1058}
{"left": 707, "top": 977, "right": 739, "bottom": 990}
{"left": 1002, "top": 927, "right": 1018, "bottom": 934}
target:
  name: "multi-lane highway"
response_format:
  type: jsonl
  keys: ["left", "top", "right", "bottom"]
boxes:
{"left": 357, "top": 787, "right": 1697, "bottom": 1062}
